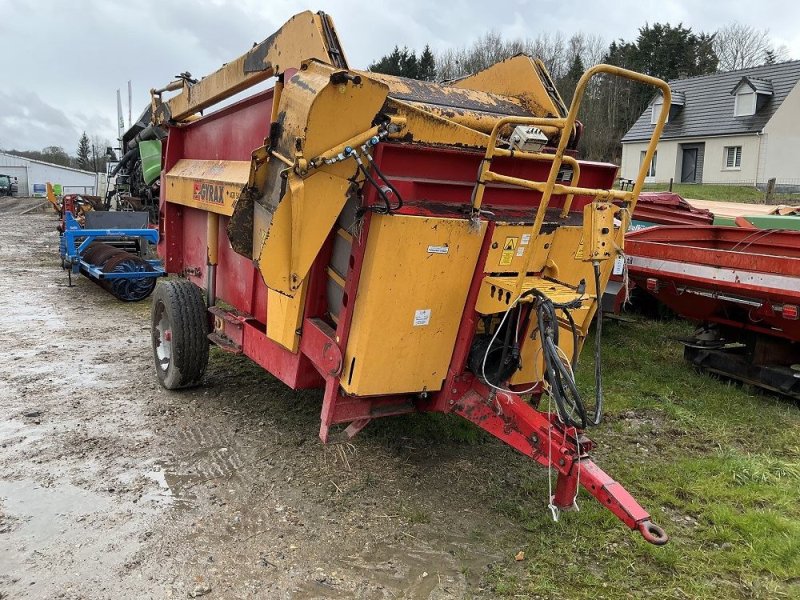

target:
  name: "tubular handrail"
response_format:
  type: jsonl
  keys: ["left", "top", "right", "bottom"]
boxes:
{"left": 469, "top": 64, "right": 671, "bottom": 301}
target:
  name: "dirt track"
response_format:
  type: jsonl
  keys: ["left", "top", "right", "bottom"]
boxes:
{"left": 0, "top": 206, "right": 533, "bottom": 599}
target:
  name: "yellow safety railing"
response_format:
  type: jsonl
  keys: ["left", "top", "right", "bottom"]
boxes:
{"left": 469, "top": 64, "right": 671, "bottom": 301}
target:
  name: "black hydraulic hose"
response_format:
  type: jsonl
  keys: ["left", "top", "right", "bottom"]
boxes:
{"left": 533, "top": 291, "right": 588, "bottom": 429}
{"left": 366, "top": 157, "right": 403, "bottom": 212}
{"left": 355, "top": 160, "right": 392, "bottom": 214}
{"left": 560, "top": 307, "right": 580, "bottom": 368}
{"left": 111, "top": 147, "right": 139, "bottom": 176}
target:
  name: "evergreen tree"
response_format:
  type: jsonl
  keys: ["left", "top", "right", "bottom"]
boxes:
{"left": 369, "top": 46, "right": 430, "bottom": 80}
{"left": 399, "top": 49, "right": 419, "bottom": 79}
{"left": 559, "top": 53, "right": 585, "bottom": 103}
{"left": 418, "top": 45, "right": 436, "bottom": 81}
{"left": 77, "top": 132, "right": 91, "bottom": 170}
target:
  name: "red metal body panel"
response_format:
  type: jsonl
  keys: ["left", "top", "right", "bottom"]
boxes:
{"left": 626, "top": 226, "right": 800, "bottom": 342}
{"left": 372, "top": 144, "right": 617, "bottom": 214}
{"left": 631, "top": 192, "right": 714, "bottom": 227}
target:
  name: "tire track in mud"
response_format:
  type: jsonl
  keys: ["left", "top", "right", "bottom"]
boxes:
{"left": 2, "top": 214, "right": 520, "bottom": 599}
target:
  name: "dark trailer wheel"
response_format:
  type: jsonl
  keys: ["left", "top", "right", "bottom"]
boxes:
{"left": 151, "top": 279, "right": 209, "bottom": 389}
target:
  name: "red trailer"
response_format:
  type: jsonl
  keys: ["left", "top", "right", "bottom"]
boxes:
{"left": 626, "top": 226, "right": 800, "bottom": 398}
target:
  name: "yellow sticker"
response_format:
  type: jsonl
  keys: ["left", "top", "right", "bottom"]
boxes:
{"left": 499, "top": 236, "right": 518, "bottom": 266}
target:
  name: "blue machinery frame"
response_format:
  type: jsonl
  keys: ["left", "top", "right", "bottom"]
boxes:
{"left": 59, "top": 211, "right": 166, "bottom": 281}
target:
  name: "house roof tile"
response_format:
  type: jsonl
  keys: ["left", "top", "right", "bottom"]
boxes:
{"left": 621, "top": 60, "right": 800, "bottom": 142}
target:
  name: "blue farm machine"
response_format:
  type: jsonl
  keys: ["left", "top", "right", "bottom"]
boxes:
{"left": 57, "top": 194, "right": 164, "bottom": 301}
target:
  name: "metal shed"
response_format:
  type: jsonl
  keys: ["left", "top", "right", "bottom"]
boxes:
{"left": 0, "top": 151, "right": 98, "bottom": 196}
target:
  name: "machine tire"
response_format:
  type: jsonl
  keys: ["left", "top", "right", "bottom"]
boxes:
{"left": 151, "top": 278, "right": 209, "bottom": 389}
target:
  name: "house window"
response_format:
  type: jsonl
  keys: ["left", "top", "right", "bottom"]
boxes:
{"left": 724, "top": 146, "right": 742, "bottom": 169}
{"left": 734, "top": 90, "right": 756, "bottom": 117}
{"left": 640, "top": 150, "right": 657, "bottom": 177}
{"left": 650, "top": 99, "right": 667, "bottom": 125}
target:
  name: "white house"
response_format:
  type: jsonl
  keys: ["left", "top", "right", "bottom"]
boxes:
{"left": 620, "top": 60, "right": 800, "bottom": 190}
{"left": 0, "top": 151, "right": 99, "bottom": 196}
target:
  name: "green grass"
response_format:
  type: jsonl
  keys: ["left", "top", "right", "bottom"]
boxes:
{"left": 482, "top": 318, "right": 800, "bottom": 599}
{"left": 642, "top": 183, "right": 800, "bottom": 204}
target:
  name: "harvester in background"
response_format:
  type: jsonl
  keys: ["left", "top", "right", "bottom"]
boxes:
{"left": 105, "top": 107, "right": 165, "bottom": 223}
{"left": 140, "top": 10, "right": 672, "bottom": 543}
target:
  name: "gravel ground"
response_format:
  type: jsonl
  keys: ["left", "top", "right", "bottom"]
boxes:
{"left": 0, "top": 206, "right": 531, "bottom": 599}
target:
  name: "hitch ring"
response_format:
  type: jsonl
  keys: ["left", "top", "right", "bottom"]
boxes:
{"left": 638, "top": 520, "right": 669, "bottom": 545}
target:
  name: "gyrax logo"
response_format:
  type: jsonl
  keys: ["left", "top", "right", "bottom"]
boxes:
{"left": 192, "top": 181, "right": 224, "bottom": 205}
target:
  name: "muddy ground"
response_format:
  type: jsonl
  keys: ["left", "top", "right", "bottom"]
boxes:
{"left": 0, "top": 204, "right": 541, "bottom": 599}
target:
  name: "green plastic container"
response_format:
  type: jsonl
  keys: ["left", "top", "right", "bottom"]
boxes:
{"left": 139, "top": 140, "right": 163, "bottom": 186}
{"left": 712, "top": 215, "right": 736, "bottom": 226}
{"left": 739, "top": 214, "right": 800, "bottom": 231}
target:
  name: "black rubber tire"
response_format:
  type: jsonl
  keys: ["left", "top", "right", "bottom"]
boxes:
{"left": 151, "top": 279, "right": 209, "bottom": 389}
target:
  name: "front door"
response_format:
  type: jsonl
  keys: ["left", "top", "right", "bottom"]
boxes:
{"left": 681, "top": 148, "right": 698, "bottom": 183}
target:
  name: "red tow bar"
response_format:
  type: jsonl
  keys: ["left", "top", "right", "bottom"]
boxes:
{"left": 454, "top": 384, "right": 669, "bottom": 545}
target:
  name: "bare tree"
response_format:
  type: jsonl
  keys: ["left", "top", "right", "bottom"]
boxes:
{"left": 435, "top": 29, "right": 604, "bottom": 83}
{"left": 713, "top": 22, "right": 788, "bottom": 71}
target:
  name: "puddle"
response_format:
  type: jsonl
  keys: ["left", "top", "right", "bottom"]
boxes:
{"left": 0, "top": 418, "right": 46, "bottom": 446}
{"left": 292, "top": 534, "right": 500, "bottom": 599}
{"left": 142, "top": 464, "right": 178, "bottom": 505}
{"left": 0, "top": 478, "right": 115, "bottom": 575}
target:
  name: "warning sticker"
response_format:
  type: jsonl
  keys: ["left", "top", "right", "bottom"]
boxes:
{"left": 427, "top": 244, "right": 449, "bottom": 255}
{"left": 413, "top": 309, "right": 431, "bottom": 326}
{"left": 499, "top": 236, "right": 518, "bottom": 266}
{"left": 516, "top": 246, "right": 525, "bottom": 257}
{"left": 612, "top": 255, "right": 625, "bottom": 275}
{"left": 521, "top": 234, "right": 531, "bottom": 245}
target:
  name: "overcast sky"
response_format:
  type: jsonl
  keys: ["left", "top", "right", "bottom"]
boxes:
{"left": 1, "top": 0, "right": 798, "bottom": 152}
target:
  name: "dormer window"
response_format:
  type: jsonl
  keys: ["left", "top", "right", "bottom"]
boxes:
{"left": 735, "top": 89, "right": 756, "bottom": 116}
{"left": 650, "top": 90, "right": 684, "bottom": 125}
{"left": 731, "top": 77, "right": 773, "bottom": 117}
{"left": 651, "top": 98, "right": 665, "bottom": 125}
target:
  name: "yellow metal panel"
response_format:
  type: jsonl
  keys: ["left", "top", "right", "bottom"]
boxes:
{"left": 452, "top": 55, "right": 566, "bottom": 119}
{"left": 253, "top": 61, "right": 389, "bottom": 297}
{"left": 266, "top": 283, "right": 307, "bottom": 353}
{"left": 342, "top": 215, "right": 486, "bottom": 396}
{"left": 485, "top": 224, "right": 552, "bottom": 273}
{"left": 257, "top": 168, "right": 352, "bottom": 295}
{"left": 164, "top": 159, "right": 249, "bottom": 216}
{"left": 579, "top": 201, "right": 616, "bottom": 261}
{"left": 476, "top": 275, "right": 589, "bottom": 315}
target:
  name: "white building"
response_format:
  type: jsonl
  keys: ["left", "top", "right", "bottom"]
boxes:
{"left": 0, "top": 151, "right": 99, "bottom": 196}
{"left": 620, "top": 60, "right": 800, "bottom": 190}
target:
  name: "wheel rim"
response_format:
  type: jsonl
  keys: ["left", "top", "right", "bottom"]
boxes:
{"left": 154, "top": 300, "right": 172, "bottom": 373}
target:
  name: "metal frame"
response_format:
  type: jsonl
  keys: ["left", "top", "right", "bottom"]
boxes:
{"left": 61, "top": 211, "right": 165, "bottom": 279}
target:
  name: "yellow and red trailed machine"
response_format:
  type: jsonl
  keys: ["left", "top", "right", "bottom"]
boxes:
{"left": 148, "top": 11, "right": 671, "bottom": 543}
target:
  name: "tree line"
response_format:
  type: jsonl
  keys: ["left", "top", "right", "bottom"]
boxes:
{"left": 4, "top": 131, "right": 115, "bottom": 173}
{"left": 368, "top": 22, "right": 790, "bottom": 162}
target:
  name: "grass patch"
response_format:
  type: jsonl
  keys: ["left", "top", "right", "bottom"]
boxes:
{"left": 643, "top": 183, "right": 800, "bottom": 204}
{"left": 483, "top": 318, "right": 800, "bottom": 599}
